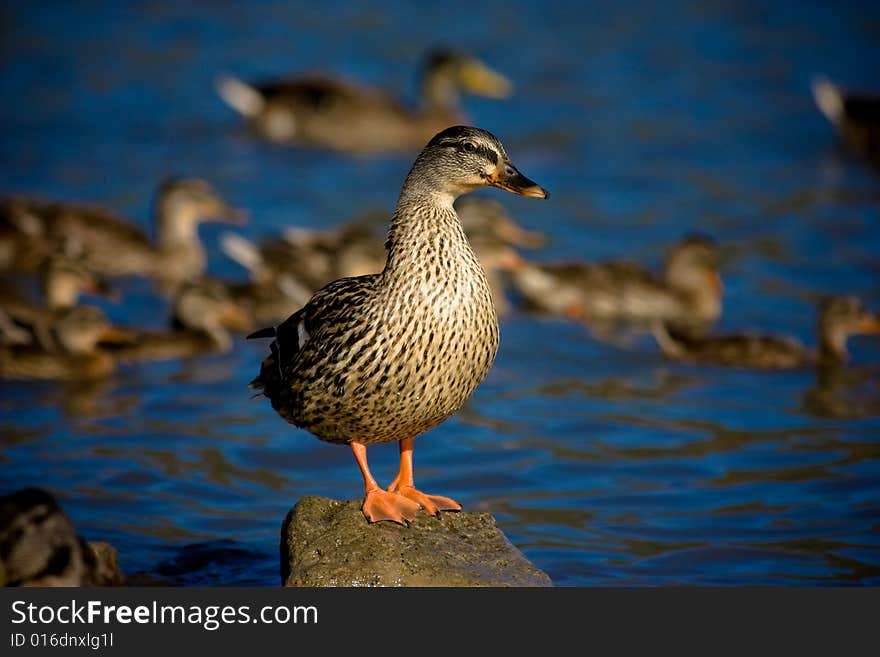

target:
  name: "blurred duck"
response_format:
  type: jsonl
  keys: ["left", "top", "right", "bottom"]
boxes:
{"left": 0, "top": 178, "right": 247, "bottom": 290}
{"left": 0, "top": 257, "right": 111, "bottom": 347}
{"left": 508, "top": 236, "right": 723, "bottom": 332}
{"left": 812, "top": 77, "right": 880, "bottom": 163}
{"left": 216, "top": 49, "right": 512, "bottom": 152}
{"left": 102, "top": 280, "right": 251, "bottom": 363}
{"left": 652, "top": 296, "right": 880, "bottom": 370}
{"left": 0, "top": 306, "right": 132, "bottom": 381}
{"left": 0, "top": 488, "right": 124, "bottom": 586}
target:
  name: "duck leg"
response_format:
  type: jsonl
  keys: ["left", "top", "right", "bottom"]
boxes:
{"left": 387, "top": 437, "right": 462, "bottom": 516}
{"left": 351, "top": 441, "right": 419, "bottom": 525}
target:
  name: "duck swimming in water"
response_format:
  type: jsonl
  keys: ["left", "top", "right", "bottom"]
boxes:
{"left": 216, "top": 50, "right": 512, "bottom": 153}
{"left": 103, "top": 280, "right": 251, "bottom": 363}
{"left": 651, "top": 296, "right": 880, "bottom": 370}
{"left": 0, "top": 306, "right": 132, "bottom": 381}
{"left": 248, "top": 126, "right": 548, "bottom": 524}
{"left": 508, "top": 235, "right": 723, "bottom": 333}
{"left": 812, "top": 76, "right": 880, "bottom": 165}
{"left": 0, "top": 178, "right": 247, "bottom": 291}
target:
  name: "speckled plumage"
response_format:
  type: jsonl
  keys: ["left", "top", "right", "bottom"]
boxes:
{"left": 249, "top": 126, "right": 547, "bottom": 522}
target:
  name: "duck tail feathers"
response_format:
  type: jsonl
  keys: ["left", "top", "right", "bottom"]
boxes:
{"left": 215, "top": 75, "right": 265, "bottom": 117}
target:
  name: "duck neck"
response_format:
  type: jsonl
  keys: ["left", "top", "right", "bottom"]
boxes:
{"left": 818, "top": 325, "right": 848, "bottom": 365}
{"left": 383, "top": 182, "right": 474, "bottom": 284}
{"left": 420, "top": 70, "right": 460, "bottom": 114}
{"left": 156, "top": 205, "right": 201, "bottom": 251}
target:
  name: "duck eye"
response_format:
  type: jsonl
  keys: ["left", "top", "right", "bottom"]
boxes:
{"left": 462, "top": 142, "right": 477, "bottom": 153}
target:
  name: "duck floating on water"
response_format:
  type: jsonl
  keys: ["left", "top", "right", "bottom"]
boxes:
{"left": 216, "top": 50, "right": 512, "bottom": 153}
{"left": 812, "top": 76, "right": 880, "bottom": 165}
{"left": 652, "top": 296, "right": 880, "bottom": 370}
{"left": 248, "top": 126, "right": 548, "bottom": 524}
{"left": 0, "top": 178, "right": 247, "bottom": 291}
{"left": 508, "top": 235, "right": 723, "bottom": 333}
{"left": 103, "top": 280, "right": 251, "bottom": 363}
{"left": 0, "top": 305, "right": 132, "bottom": 381}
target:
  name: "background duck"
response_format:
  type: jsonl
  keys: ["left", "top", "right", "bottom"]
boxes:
{"left": 0, "top": 488, "right": 124, "bottom": 586}
{"left": 103, "top": 280, "right": 251, "bottom": 363}
{"left": 215, "top": 49, "right": 512, "bottom": 153}
{"left": 652, "top": 296, "right": 880, "bottom": 370}
{"left": 812, "top": 76, "right": 880, "bottom": 165}
{"left": 0, "top": 256, "right": 112, "bottom": 349}
{"left": 508, "top": 235, "right": 723, "bottom": 333}
{"left": 248, "top": 126, "right": 548, "bottom": 524}
{"left": 0, "top": 305, "right": 132, "bottom": 380}
{"left": 0, "top": 178, "right": 247, "bottom": 291}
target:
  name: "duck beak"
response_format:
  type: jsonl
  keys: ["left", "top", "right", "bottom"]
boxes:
{"left": 486, "top": 162, "right": 550, "bottom": 199}
{"left": 459, "top": 60, "right": 513, "bottom": 99}
{"left": 206, "top": 197, "right": 250, "bottom": 225}
{"left": 218, "top": 301, "right": 252, "bottom": 332}
{"left": 98, "top": 326, "right": 137, "bottom": 344}
{"left": 857, "top": 312, "right": 880, "bottom": 335}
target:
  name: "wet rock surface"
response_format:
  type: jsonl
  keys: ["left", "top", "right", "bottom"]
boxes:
{"left": 281, "top": 496, "right": 553, "bottom": 587}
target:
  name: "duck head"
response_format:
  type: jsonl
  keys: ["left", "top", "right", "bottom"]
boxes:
{"left": 818, "top": 296, "right": 880, "bottom": 364}
{"left": 421, "top": 50, "right": 512, "bottom": 111}
{"left": 41, "top": 257, "right": 114, "bottom": 311}
{"left": 52, "top": 306, "right": 134, "bottom": 355}
{"left": 664, "top": 235, "right": 723, "bottom": 324}
{"left": 155, "top": 178, "right": 248, "bottom": 247}
{"left": 403, "top": 126, "right": 549, "bottom": 203}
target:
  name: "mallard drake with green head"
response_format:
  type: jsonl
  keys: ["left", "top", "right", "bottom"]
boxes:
{"left": 812, "top": 76, "right": 880, "bottom": 164}
{"left": 216, "top": 50, "right": 512, "bottom": 153}
{"left": 651, "top": 296, "right": 880, "bottom": 369}
{"left": 508, "top": 235, "right": 723, "bottom": 332}
{"left": 0, "top": 178, "right": 246, "bottom": 290}
{"left": 0, "top": 306, "right": 132, "bottom": 381}
{"left": 248, "top": 126, "right": 548, "bottom": 524}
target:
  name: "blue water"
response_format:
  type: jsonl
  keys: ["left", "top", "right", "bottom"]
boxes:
{"left": 1, "top": 0, "right": 879, "bottom": 585}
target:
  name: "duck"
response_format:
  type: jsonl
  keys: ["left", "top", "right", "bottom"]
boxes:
{"left": 812, "top": 76, "right": 880, "bottom": 164}
{"left": 651, "top": 296, "right": 880, "bottom": 370}
{"left": 0, "top": 488, "right": 124, "bottom": 586}
{"left": 216, "top": 50, "right": 512, "bottom": 153}
{"left": 0, "top": 256, "right": 111, "bottom": 347}
{"left": 248, "top": 126, "right": 548, "bottom": 524}
{"left": 102, "top": 280, "right": 251, "bottom": 363}
{"left": 0, "top": 178, "right": 247, "bottom": 290}
{"left": 0, "top": 306, "right": 133, "bottom": 381}
{"left": 508, "top": 235, "right": 723, "bottom": 332}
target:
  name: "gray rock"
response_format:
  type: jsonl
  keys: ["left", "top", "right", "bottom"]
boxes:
{"left": 281, "top": 496, "right": 553, "bottom": 587}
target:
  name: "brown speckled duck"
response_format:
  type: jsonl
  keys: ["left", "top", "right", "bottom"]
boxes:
{"left": 0, "top": 306, "right": 132, "bottom": 381}
{"left": 0, "top": 178, "right": 246, "bottom": 290}
{"left": 509, "top": 236, "right": 723, "bottom": 332}
{"left": 248, "top": 126, "right": 548, "bottom": 524}
{"left": 812, "top": 76, "right": 880, "bottom": 164}
{"left": 103, "top": 280, "right": 250, "bottom": 363}
{"left": 652, "top": 296, "right": 880, "bottom": 370}
{"left": 216, "top": 50, "right": 512, "bottom": 153}
{"left": 0, "top": 257, "right": 110, "bottom": 347}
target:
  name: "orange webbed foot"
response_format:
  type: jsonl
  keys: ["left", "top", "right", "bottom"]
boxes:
{"left": 389, "top": 483, "right": 462, "bottom": 517}
{"left": 362, "top": 488, "right": 421, "bottom": 525}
